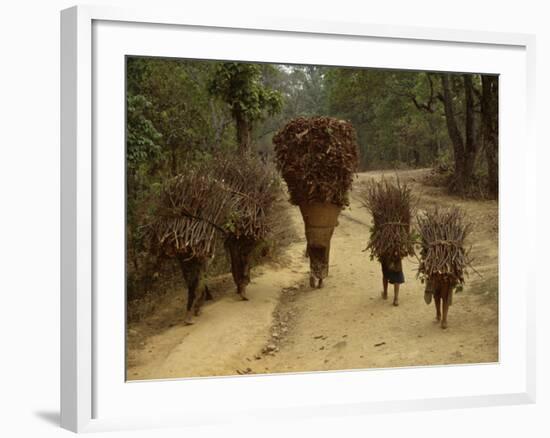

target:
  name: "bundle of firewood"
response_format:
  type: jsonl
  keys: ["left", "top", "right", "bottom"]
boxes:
{"left": 359, "top": 178, "right": 416, "bottom": 261}
{"left": 142, "top": 166, "right": 231, "bottom": 260}
{"left": 213, "top": 153, "right": 280, "bottom": 241}
{"left": 416, "top": 206, "right": 472, "bottom": 284}
{"left": 273, "top": 116, "right": 359, "bottom": 207}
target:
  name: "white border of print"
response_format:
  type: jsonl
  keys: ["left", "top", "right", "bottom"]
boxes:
{"left": 61, "top": 5, "right": 536, "bottom": 433}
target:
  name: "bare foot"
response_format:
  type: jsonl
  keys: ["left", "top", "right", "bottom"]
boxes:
{"left": 318, "top": 278, "right": 324, "bottom": 289}
{"left": 441, "top": 321, "right": 448, "bottom": 329}
{"left": 237, "top": 284, "right": 249, "bottom": 301}
{"left": 184, "top": 312, "right": 194, "bottom": 325}
{"left": 393, "top": 300, "right": 399, "bottom": 306}
{"left": 310, "top": 276, "right": 316, "bottom": 288}
{"left": 238, "top": 292, "right": 249, "bottom": 301}
{"left": 381, "top": 291, "right": 388, "bottom": 300}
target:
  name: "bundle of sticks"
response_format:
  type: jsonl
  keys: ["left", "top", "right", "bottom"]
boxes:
{"left": 416, "top": 206, "right": 473, "bottom": 284}
{"left": 213, "top": 153, "right": 280, "bottom": 241}
{"left": 273, "top": 116, "right": 359, "bottom": 207}
{"left": 142, "top": 166, "right": 232, "bottom": 260}
{"left": 359, "top": 178, "right": 416, "bottom": 261}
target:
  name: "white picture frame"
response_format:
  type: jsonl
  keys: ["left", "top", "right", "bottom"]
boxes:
{"left": 60, "top": 4, "right": 536, "bottom": 433}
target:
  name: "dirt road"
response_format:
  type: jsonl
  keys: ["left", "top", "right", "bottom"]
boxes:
{"left": 127, "top": 169, "right": 498, "bottom": 380}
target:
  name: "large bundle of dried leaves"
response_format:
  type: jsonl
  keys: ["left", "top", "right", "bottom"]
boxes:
{"left": 273, "top": 117, "right": 359, "bottom": 207}
{"left": 213, "top": 153, "right": 280, "bottom": 241}
{"left": 359, "top": 178, "right": 416, "bottom": 261}
{"left": 142, "top": 167, "right": 232, "bottom": 260}
{"left": 416, "top": 207, "right": 472, "bottom": 284}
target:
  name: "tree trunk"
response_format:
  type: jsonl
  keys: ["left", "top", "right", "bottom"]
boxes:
{"left": 481, "top": 75, "right": 499, "bottom": 198}
{"left": 462, "top": 74, "right": 478, "bottom": 189}
{"left": 170, "top": 140, "right": 177, "bottom": 176}
{"left": 234, "top": 108, "right": 251, "bottom": 152}
{"left": 440, "top": 74, "right": 479, "bottom": 195}
{"left": 440, "top": 74, "right": 466, "bottom": 194}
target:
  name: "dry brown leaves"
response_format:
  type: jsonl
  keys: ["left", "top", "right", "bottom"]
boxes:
{"left": 273, "top": 117, "right": 359, "bottom": 207}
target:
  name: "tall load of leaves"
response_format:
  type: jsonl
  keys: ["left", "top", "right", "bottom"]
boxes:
{"left": 359, "top": 178, "right": 416, "bottom": 262}
{"left": 273, "top": 116, "right": 359, "bottom": 288}
{"left": 213, "top": 153, "right": 281, "bottom": 300}
{"left": 273, "top": 116, "right": 359, "bottom": 207}
{"left": 416, "top": 207, "right": 472, "bottom": 285}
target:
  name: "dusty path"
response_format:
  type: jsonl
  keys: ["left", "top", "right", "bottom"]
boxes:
{"left": 127, "top": 169, "right": 498, "bottom": 380}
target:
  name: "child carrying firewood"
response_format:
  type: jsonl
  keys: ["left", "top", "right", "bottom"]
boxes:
{"left": 360, "top": 178, "right": 415, "bottom": 307}
{"left": 381, "top": 253, "right": 405, "bottom": 306}
{"left": 417, "top": 207, "right": 472, "bottom": 329}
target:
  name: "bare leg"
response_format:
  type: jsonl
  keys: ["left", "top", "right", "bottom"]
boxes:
{"left": 309, "top": 246, "right": 328, "bottom": 289}
{"left": 382, "top": 278, "right": 388, "bottom": 299}
{"left": 184, "top": 287, "right": 196, "bottom": 325}
{"left": 441, "top": 286, "right": 450, "bottom": 329}
{"left": 194, "top": 287, "right": 205, "bottom": 316}
{"left": 434, "top": 291, "right": 441, "bottom": 322}
{"left": 204, "top": 284, "right": 213, "bottom": 301}
{"left": 393, "top": 283, "right": 400, "bottom": 306}
{"left": 184, "top": 276, "right": 198, "bottom": 325}
{"left": 226, "top": 237, "right": 253, "bottom": 301}
{"left": 178, "top": 255, "right": 204, "bottom": 325}
{"left": 193, "top": 272, "right": 209, "bottom": 316}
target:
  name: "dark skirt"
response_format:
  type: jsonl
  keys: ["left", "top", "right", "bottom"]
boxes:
{"left": 381, "top": 258, "right": 405, "bottom": 284}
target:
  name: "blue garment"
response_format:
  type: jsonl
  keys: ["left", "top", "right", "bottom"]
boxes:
{"left": 381, "top": 257, "right": 405, "bottom": 284}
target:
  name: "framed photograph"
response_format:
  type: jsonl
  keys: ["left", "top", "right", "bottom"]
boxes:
{"left": 61, "top": 5, "right": 536, "bottom": 433}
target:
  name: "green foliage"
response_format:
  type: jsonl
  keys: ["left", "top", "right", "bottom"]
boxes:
{"left": 128, "top": 57, "right": 236, "bottom": 173}
{"left": 209, "top": 62, "right": 283, "bottom": 124}
{"left": 324, "top": 69, "right": 450, "bottom": 169}
{"left": 127, "top": 93, "right": 162, "bottom": 169}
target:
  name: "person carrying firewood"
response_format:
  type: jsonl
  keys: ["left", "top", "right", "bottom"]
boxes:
{"left": 273, "top": 116, "right": 359, "bottom": 289}
{"left": 417, "top": 206, "right": 473, "bottom": 329}
{"left": 380, "top": 252, "right": 405, "bottom": 306}
{"left": 143, "top": 166, "right": 233, "bottom": 325}
{"left": 360, "top": 178, "right": 415, "bottom": 307}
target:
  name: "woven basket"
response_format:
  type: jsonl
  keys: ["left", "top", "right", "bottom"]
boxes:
{"left": 299, "top": 202, "right": 341, "bottom": 281}
{"left": 299, "top": 202, "right": 340, "bottom": 247}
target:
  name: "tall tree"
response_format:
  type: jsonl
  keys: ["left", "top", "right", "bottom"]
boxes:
{"left": 481, "top": 75, "right": 499, "bottom": 198}
{"left": 439, "top": 74, "right": 479, "bottom": 195}
{"left": 209, "top": 63, "right": 283, "bottom": 151}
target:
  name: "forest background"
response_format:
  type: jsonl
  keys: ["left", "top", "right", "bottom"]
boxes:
{"left": 126, "top": 58, "right": 498, "bottom": 316}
